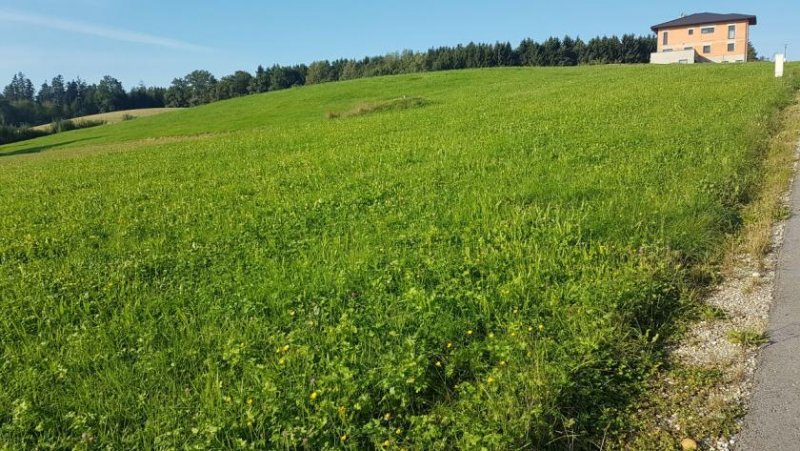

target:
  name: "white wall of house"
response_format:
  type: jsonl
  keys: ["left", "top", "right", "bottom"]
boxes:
{"left": 704, "top": 54, "right": 747, "bottom": 63}
{"left": 650, "top": 49, "right": 696, "bottom": 64}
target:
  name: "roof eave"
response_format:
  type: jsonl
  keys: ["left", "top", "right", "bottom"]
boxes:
{"left": 650, "top": 16, "right": 756, "bottom": 33}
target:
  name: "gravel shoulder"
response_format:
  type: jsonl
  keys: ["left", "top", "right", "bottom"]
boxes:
{"left": 736, "top": 141, "right": 800, "bottom": 450}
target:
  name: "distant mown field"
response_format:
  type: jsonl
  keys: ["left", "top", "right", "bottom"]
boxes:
{"left": 30, "top": 108, "right": 181, "bottom": 132}
{"left": 1, "top": 64, "right": 798, "bottom": 449}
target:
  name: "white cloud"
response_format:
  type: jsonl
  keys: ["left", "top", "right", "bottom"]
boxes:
{"left": 0, "top": 8, "right": 210, "bottom": 52}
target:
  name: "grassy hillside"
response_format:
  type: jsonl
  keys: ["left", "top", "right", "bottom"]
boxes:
{"left": 1, "top": 64, "right": 798, "bottom": 449}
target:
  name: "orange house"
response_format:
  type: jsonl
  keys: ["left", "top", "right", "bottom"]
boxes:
{"left": 650, "top": 12, "right": 757, "bottom": 64}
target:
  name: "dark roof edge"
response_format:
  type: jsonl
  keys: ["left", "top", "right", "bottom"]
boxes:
{"left": 651, "top": 14, "right": 757, "bottom": 32}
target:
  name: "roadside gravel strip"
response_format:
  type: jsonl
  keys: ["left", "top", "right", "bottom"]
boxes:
{"left": 669, "top": 207, "right": 787, "bottom": 451}
{"left": 737, "top": 141, "right": 800, "bottom": 450}
{"left": 658, "top": 140, "right": 800, "bottom": 451}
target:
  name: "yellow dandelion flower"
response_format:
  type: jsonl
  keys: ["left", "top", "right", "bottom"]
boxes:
{"left": 499, "top": 360, "right": 507, "bottom": 367}
{"left": 466, "top": 330, "right": 473, "bottom": 336}
{"left": 340, "top": 434, "right": 348, "bottom": 442}
{"left": 435, "top": 361, "right": 442, "bottom": 367}
{"left": 395, "top": 428, "right": 402, "bottom": 435}
{"left": 383, "top": 412, "right": 392, "bottom": 421}
{"left": 538, "top": 324, "right": 544, "bottom": 332}
{"left": 288, "top": 310, "right": 296, "bottom": 317}
{"left": 281, "top": 345, "right": 290, "bottom": 353}
{"left": 278, "top": 357, "right": 286, "bottom": 365}
{"left": 487, "top": 376, "right": 495, "bottom": 384}
{"left": 488, "top": 332, "right": 494, "bottom": 339}
{"left": 247, "top": 398, "right": 253, "bottom": 406}
{"left": 383, "top": 440, "right": 391, "bottom": 448}
{"left": 310, "top": 391, "right": 319, "bottom": 401}
{"left": 446, "top": 342, "right": 453, "bottom": 349}
{"left": 528, "top": 326, "right": 534, "bottom": 332}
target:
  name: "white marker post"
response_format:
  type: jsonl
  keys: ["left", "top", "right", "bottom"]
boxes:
{"left": 775, "top": 54, "right": 785, "bottom": 78}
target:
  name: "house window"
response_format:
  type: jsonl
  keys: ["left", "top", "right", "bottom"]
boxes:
{"left": 688, "top": 29, "right": 694, "bottom": 36}
{"left": 684, "top": 47, "right": 693, "bottom": 50}
{"left": 703, "top": 45, "right": 711, "bottom": 54}
{"left": 728, "top": 43, "right": 735, "bottom": 52}
{"left": 663, "top": 31, "right": 668, "bottom": 46}
{"left": 701, "top": 27, "right": 715, "bottom": 34}
{"left": 728, "top": 25, "right": 736, "bottom": 39}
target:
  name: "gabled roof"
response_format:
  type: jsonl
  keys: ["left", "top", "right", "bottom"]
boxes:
{"left": 651, "top": 13, "right": 757, "bottom": 32}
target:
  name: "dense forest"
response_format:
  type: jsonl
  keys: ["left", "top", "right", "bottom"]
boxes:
{"left": 1, "top": 34, "right": 656, "bottom": 143}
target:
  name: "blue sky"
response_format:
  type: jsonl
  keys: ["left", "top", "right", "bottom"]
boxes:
{"left": 0, "top": 0, "right": 796, "bottom": 89}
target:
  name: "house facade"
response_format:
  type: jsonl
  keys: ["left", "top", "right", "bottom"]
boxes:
{"left": 650, "top": 13, "right": 757, "bottom": 64}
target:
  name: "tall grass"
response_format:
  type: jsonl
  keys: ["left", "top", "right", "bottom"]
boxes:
{"left": 50, "top": 118, "right": 106, "bottom": 133}
{"left": 326, "top": 96, "right": 430, "bottom": 119}
{"left": 0, "top": 64, "right": 797, "bottom": 449}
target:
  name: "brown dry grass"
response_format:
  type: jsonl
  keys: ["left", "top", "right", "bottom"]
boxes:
{"left": 31, "top": 108, "right": 182, "bottom": 132}
{"left": 326, "top": 96, "right": 429, "bottom": 119}
{"left": 737, "top": 96, "right": 800, "bottom": 265}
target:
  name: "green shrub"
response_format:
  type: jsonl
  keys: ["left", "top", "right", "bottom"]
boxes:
{"left": 0, "top": 124, "right": 49, "bottom": 145}
{"left": 50, "top": 118, "right": 106, "bottom": 134}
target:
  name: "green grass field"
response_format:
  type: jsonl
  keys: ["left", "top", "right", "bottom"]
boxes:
{"left": 1, "top": 64, "right": 798, "bottom": 449}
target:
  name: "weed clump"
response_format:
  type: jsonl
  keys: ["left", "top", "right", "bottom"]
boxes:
{"left": 52, "top": 118, "right": 106, "bottom": 133}
{"left": 326, "top": 96, "right": 429, "bottom": 119}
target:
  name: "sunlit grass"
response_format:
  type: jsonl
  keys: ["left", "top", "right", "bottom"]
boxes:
{"left": 0, "top": 64, "right": 797, "bottom": 449}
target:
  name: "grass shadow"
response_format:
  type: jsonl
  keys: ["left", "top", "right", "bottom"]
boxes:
{"left": 0, "top": 137, "right": 103, "bottom": 158}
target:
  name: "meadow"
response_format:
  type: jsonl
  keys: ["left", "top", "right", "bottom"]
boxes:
{"left": 0, "top": 64, "right": 798, "bottom": 449}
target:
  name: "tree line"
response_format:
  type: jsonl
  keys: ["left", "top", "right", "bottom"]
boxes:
{"left": 2, "top": 34, "right": 656, "bottom": 131}
{"left": 0, "top": 73, "right": 165, "bottom": 127}
{"left": 163, "top": 34, "right": 657, "bottom": 107}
